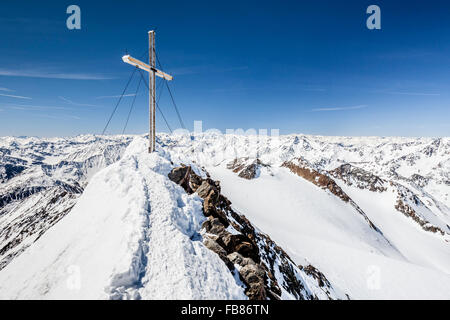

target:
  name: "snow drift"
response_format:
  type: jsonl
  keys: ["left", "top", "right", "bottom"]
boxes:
{"left": 0, "top": 133, "right": 449, "bottom": 299}
{"left": 0, "top": 137, "right": 246, "bottom": 299}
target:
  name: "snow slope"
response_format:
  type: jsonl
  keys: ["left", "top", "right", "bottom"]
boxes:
{"left": 0, "top": 135, "right": 132, "bottom": 270}
{"left": 0, "top": 137, "right": 246, "bottom": 299}
{"left": 156, "top": 132, "right": 450, "bottom": 299}
{"left": 0, "top": 132, "right": 449, "bottom": 299}
{"left": 208, "top": 166, "right": 399, "bottom": 258}
{"left": 208, "top": 165, "right": 450, "bottom": 299}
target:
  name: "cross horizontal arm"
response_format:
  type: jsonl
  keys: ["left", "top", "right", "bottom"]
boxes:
{"left": 122, "top": 55, "right": 173, "bottom": 81}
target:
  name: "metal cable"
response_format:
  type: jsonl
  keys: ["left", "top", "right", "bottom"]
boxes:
{"left": 138, "top": 69, "right": 173, "bottom": 133}
{"left": 101, "top": 66, "right": 137, "bottom": 135}
{"left": 122, "top": 76, "right": 142, "bottom": 134}
{"left": 155, "top": 51, "right": 186, "bottom": 129}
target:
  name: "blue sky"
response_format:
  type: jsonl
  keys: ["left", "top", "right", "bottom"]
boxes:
{"left": 0, "top": 0, "right": 449, "bottom": 137}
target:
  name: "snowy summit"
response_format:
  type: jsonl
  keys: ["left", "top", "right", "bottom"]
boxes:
{"left": 0, "top": 133, "right": 449, "bottom": 300}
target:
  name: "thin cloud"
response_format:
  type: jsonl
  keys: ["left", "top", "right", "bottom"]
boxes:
{"left": 385, "top": 91, "right": 440, "bottom": 96}
{"left": 96, "top": 93, "right": 137, "bottom": 99}
{"left": 58, "top": 96, "right": 98, "bottom": 107}
{"left": 2, "top": 103, "right": 72, "bottom": 111}
{"left": 311, "top": 105, "right": 368, "bottom": 112}
{"left": 0, "top": 87, "right": 13, "bottom": 92}
{"left": 0, "top": 93, "right": 32, "bottom": 100}
{"left": 32, "top": 113, "right": 81, "bottom": 120}
{"left": 0, "top": 68, "right": 115, "bottom": 80}
{"left": 171, "top": 65, "right": 248, "bottom": 76}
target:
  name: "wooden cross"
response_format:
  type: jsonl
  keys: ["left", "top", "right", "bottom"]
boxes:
{"left": 122, "top": 30, "right": 173, "bottom": 153}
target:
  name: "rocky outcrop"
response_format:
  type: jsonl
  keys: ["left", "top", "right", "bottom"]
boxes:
{"left": 167, "top": 165, "right": 203, "bottom": 194}
{"left": 329, "top": 164, "right": 386, "bottom": 192}
{"left": 393, "top": 183, "right": 448, "bottom": 236}
{"left": 0, "top": 181, "right": 82, "bottom": 209}
{"left": 410, "top": 174, "right": 430, "bottom": 188}
{"left": 299, "top": 265, "right": 330, "bottom": 288}
{"left": 395, "top": 199, "right": 445, "bottom": 235}
{"left": 0, "top": 185, "right": 81, "bottom": 270}
{"left": 0, "top": 135, "right": 133, "bottom": 270}
{"left": 169, "top": 167, "right": 266, "bottom": 298}
{"left": 328, "top": 163, "right": 449, "bottom": 237}
{"left": 0, "top": 185, "right": 47, "bottom": 209}
{"left": 168, "top": 165, "right": 342, "bottom": 300}
{"left": 227, "top": 158, "right": 268, "bottom": 180}
{"left": 282, "top": 158, "right": 380, "bottom": 232}
{"left": 282, "top": 158, "right": 350, "bottom": 202}
{"left": 0, "top": 163, "right": 26, "bottom": 183}
{"left": 325, "top": 161, "right": 449, "bottom": 238}
{"left": 284, "top": 159, "right": 449, "bottom": 238}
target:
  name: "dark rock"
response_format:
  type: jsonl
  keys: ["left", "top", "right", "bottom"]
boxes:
{"left": 283, "top": 160, "right": 350, "bottom": 202}
{"left": 245, "top": 282, "right": 267, "bottom": 300}
{"left": 196, "top": 179, "right": 219, "bottom": 200}
{"left": 240, "top": 264, "right": 266, "bottom": 284}
{"left": 238, "top": 162, "right": 259, "bottom": 180}
{"left": 227, "top": 252, "right": 246, "bottom": 265}
{"left": 168, "top": 165, "right": 204, "bottom": 194}
{"left": 395, "top": 198, "right": 445, "bottom": 235}
{"left": 196, "top": 180, "right": 230, "bottom": 227}
{"left": 167, "top": 166, "right": 187, "bottom": 184}
{"left": 227, "top": 158, "right": 247, "bottom": 174}
{"left": 279, "top": 261, "right": 306, "bottom": 300}
{"left": 218, "top": 233, "right": 259, "bottom": 263}
{"left": 329, "top": 164, "right": 386, "bottom": 192}
{"left": 202, "top": 217, "right": 226, "bottom": 236}
{"left": 203, "top": 237, "right": 234, "bottom": 270}
{"left": 282, "top": 159, "right": 381, "bottom": 232}
{"left": 410, "top": 174, "right": 429, "bottom": 188}
{"left": 168, "top": 164, "right": 338, "bottom": 300}
{"left": 300, "top": 265, "right": 331, "bottom": 288}
{"left": 0, "top": 164, "right": 26, "bottom": 183}
{"left": 168, "top": 166, "right": 193, "bottom": 193}
{"left": 227, "top": 252, "right": 268, "bottom": 300}
{"left": 227, "top": 158, "right": 268, "bottom": 180}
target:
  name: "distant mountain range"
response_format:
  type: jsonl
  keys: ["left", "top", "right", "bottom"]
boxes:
{"left": 0, "top": 133, "right": 449, "bottom": 299}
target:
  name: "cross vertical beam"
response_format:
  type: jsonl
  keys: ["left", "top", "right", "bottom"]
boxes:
{"left": 148, "top": 30, "right": 156, "bottom": 153}
{"left": 121, "top": 30, "right": 173, "bottom": 153}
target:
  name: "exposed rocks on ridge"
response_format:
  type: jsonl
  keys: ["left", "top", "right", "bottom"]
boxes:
{"left": 168, "top": 165, "right": 342, "bottom": 300}
{"left": 227, "top": 158, "right": 269, "bottom": 180}
{"left": 329, "top": 163, "right": 386, "bottom": 192}
{"left": 281, "top": 158, "right": 380, "bottom": 232}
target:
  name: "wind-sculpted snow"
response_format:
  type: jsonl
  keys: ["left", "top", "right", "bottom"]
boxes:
{"left": 167, "top": 165, "right": 346, "bottom": 299}
{"left": 156, "top": 132, "right": 450, "bottom": 299}
{"left": 159, "top": 133, "right": 450, "bottom": 234}
{"left": 0, "top": 135, "right": 133, "bottom": 270}
{"left": 0, "top": 133, "right": 449, "bottom": 299}
{"left": 0, "top": 137, "right": 247, "bottom": 299}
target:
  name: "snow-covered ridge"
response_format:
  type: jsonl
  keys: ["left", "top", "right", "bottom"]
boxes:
{"left": 167, "top": 164, "right": 345, "bottom": 299}
{"left": 0, "top": 137, "right": 247, "bottom": 299}
{"left": 160, "top": 133, "right": 450, "bottom": 234}
{"left": 0, "top": 135, "right": 133, "bottom": 270}
{"left": 157, "top": 132, "right": 450, "bottom": 298}
{"left": 0, "top": 133, "right": 449, "bottom": 299}
{"left": 159, "top": 133, "right": 449, "bottom": 202}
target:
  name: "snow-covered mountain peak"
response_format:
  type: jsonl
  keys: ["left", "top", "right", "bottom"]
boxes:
{"left": 0, "top": 133, "right": 449, "bottom": 299}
